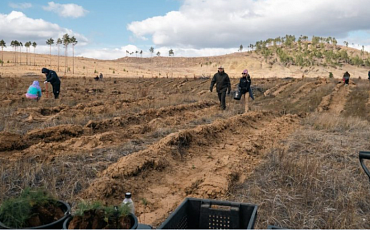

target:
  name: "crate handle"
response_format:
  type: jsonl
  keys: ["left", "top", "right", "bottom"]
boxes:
{"left": 201, "top": 202, "right": 240, "bottom": 212}
{"left": 359, "top": 151, "right": 370, "bottom": 181}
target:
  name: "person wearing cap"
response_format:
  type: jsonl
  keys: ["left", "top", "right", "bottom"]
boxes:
{"left": 25, "top": 80, "right": 42, "bottom": 101}
{"left": 239, "top": 69, "right": 254, "bottom": 112}
{"left": 42, "top": 68, "right": 61, "bottom": 99}
{"left": 210, "top": 66, "right": 231, "bottom": 110}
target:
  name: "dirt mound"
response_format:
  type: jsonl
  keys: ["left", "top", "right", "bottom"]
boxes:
{"left": 0, "top": 132, "right": 28, "bottom": 151}
{"left": 85, "top": 101, "right": 216, "bottom": 131}
{"left": 25, "top": 124, "right": 84, "bottom": 143}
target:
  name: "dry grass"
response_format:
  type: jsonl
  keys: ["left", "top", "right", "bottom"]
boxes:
{"left": 230, "top": 113, "right": 370, "bottom": 229}
{"left": 343, "top": 81, "right": 370, "bottom": 121}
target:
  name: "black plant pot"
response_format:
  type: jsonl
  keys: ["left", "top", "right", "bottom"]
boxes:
{"left": 0, "top": 200, "right": 71, "bottom": 229}
{"left": 63, "top": 213, "right": 138, "bottom": 229}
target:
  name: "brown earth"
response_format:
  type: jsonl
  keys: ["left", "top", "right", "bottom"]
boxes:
{"left": 1, "top": 59, "right": 370, "bottom": 228}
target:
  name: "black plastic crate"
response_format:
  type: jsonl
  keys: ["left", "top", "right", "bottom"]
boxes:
{"left": 158, "top": 198, "right": 258, "bottom": 229}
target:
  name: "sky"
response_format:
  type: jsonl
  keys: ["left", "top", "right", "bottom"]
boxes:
{"left": 1, "top": 0, "right": 370, "bottom": 60}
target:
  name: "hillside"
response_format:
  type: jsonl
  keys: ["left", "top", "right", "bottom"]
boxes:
{"left": 1, "top": 35, "right": 370, "bottom": 79}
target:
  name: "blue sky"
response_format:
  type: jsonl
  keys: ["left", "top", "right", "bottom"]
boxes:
{"left": 1, "top": 0, "right": 370, "bottom": 59}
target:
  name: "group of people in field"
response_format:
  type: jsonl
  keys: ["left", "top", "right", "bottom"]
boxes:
{"left": 25, "top": 69, "right": 104, "bottom": 101}
{"left": 24, "top": 67, "right": 370, "bottom": 113}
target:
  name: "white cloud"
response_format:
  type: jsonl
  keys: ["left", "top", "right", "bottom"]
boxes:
{"left": 43, "top": 2, "right": 88, "bottom": 18}
{"left": 9, "top": 2, "right": 32, "bottom": 9}
{"left": 0, "top": 11, "right": 88, "bottom": 52}
{"left": 127, "top": 0, "right": 370, "bottom": 49}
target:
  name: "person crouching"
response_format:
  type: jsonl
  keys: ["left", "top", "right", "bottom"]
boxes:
{"left": 25, "top": 80, "right": 42, "bottom": 101}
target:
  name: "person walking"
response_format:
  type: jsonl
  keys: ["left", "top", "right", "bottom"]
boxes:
{"left": 25, "top": 80, "right": 42, "bottom": 101}
{"left": 210, "top": 66, "right": 231, "bottom": 110}
{"left": 343, "top": 71, "right": 350, "bottom": 85}
{"left": 42, "top": 68, "right": 61, "bottom": 99}
{"left": 238, "top": 69, "right": 254, "bottom": 112}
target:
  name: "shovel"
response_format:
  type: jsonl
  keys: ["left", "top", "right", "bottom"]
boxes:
{"left": 359, "top": 151, "right": 370, "bottom": 182}
{"left": 44, "top": 82, "right": 49, "bottom": 98}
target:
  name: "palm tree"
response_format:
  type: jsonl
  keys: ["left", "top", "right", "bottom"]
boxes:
{"left": 10, "top": 40, "right": 16, "bottom": 65}
{"left": 19, "top": 42, "right": 23, "bottom": 65}
{"left": 156, "top": 51, "right": 160, "bottom": 57}
{"left": 135, "top": 50, "right": 138, "bottom": 57}
{"left": 140, "top": 50, "right": 143, "bottom": 58}
{"left": 169, "top": 49, "right": 174, "bottom": 56}
{"left": 126, "top": 50, "right": 129, "bottom": 57}
{"left": 149, "top": 47, "right": 154, "bottom": 57}
{"left": 70, "top": 36, "right": 78, "bottom": 74}
{"left": 25, "top": 41, "right": 31, "bottom": 65}
{"left": 0, "top": 40, "right": 6, "bottom": 66}
{"left": 239, "top": 44, "right": 243, "bottom": 52}
{"left": 56, "top": 38, "right": 62, "bottom": 72}
{"left": 46, "top": 38, "right": 54, "bottom": 67}
{"left": 32, "top": 42, "right": 37, "bottom": 66}
{"left": 62, "top": 33, "right": 70, "bottom": 74}
{"left": 13, "top": 40, "right": 20, "bottom": 65}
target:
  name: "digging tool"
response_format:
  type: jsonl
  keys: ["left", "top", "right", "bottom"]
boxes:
{"left": 359, "top": 151, "right": 370, "bottom": 182}
{"left": 44, "top": 81, "right": 49, "bottom": 98}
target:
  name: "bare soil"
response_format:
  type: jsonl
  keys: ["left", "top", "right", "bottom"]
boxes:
{"left": 1, "top": 74, "right": 370, "bottom": 228}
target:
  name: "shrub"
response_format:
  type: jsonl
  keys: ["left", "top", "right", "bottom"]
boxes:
{"left": 329, "top": 72, "right": 333, "bottom": 78}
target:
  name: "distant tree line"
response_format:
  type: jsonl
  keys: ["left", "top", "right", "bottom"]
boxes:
{"left": 0, "top": 34, "right": 79, "bottom": 74}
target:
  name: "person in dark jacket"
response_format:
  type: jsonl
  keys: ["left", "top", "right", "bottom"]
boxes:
{"left": 42, "top": 68, "right": 61, "bottom": 99}
{"left": 368, "top": 70, "right": 370, "bottom": 82}
{"left": 343, "top": 71, "right": 350, "bottom": 85}
{"left": 210, "top": 66, "right": 231, "bottom": 110}
{"left": 238, "top": 69, "right": 254, "bottom": 112}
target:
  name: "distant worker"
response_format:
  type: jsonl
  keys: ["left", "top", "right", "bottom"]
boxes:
{"left": 238, "top": 69, "right": 254, "bottom": 112}
{"left": 94, "top": 75, "right": 99, "bottom": 81}
{"left": 343, "top": 71, "right": 350, "bottom": 85}
{"left": 368, "top": 70, "right": 370, "bottom": 82}
{"left": 42, "top": 68, "right": 61, "bottom": 99}
{"left": 210, "top": 66, "right": 231, "bottom": 110}
{"left": 25, "top": 80, "right": 42, "bottom": 101}
{"left": 99, "top": 73, "right": 103, "bottom": 81}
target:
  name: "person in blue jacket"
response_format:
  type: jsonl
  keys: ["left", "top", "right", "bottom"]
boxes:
{"left": 42, "top": 68, "right": 61, "bottom": 99}
{"left": 25, "top": 80, "right": 42, "bottom": 101}
{"left": 238, "top": 69, "right": 254, "bottom": 112}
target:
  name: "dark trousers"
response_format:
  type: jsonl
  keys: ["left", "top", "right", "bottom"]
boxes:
{"left": 345, "top": 79, "right": 349, "bottom": 84}
{"left": 217, "top": 91, "right": 226, "bottom": 110}
{"left": 52, "top": 82, "right": 61, "bottom": 99}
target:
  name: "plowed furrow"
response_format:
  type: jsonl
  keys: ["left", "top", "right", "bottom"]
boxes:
{"left": 316, "top": 83, "right": 350, "bottom": 114}
{"left": 0, "top": 101, "right": 219, "bottom": 159}
{"left": 80, "top": 111, "right": 301, "bottom": 227}
{"left": 290, "top": 79, "right": 328, "bottom": 103}
{"left": 263, "top": 81, "right": 293, "bottom": 97}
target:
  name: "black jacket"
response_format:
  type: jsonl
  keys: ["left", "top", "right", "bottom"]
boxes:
{"left": 210, "top": 71, "right": 231, "bottom": 93}
{"left": 43, "top": 68, "right": 60, "bottom": 85}
{"left": 238, "top": 75, "right": 251, "bottom": 94}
